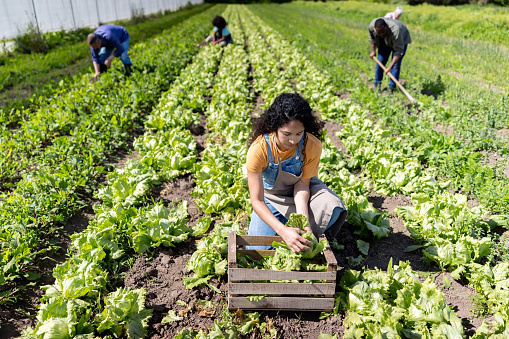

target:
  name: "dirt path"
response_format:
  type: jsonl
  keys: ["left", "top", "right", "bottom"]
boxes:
{"left": 124, "top": 110, "right": 219, "bottom": 338}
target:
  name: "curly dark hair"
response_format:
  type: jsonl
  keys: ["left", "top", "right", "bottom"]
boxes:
{"left": 212, "top": 16, "right": 227, "bottom": 30}
{"left": 249, "top": 93, "right": 323, "bottom": 146}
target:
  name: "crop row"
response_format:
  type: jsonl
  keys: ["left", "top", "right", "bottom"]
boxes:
{"left": 183, "top": 6, "right": 254, "bottom": 291}
{"left": 21, "top": 15, "right": 228, "bottom": 336}
{"left": 0, "top": 5, "right": 224, "bottom": 308}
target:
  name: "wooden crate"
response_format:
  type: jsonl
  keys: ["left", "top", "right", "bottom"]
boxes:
{"left": 227, "top": 232, "right": 337, "bottom": 311}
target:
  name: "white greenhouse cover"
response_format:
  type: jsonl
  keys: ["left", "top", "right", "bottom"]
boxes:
{"left": 1, "top": 0, "right": 203, "bottom": 40}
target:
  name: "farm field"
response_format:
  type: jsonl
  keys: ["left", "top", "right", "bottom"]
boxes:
{"left": 0, "top": 3, "right": 213, "bottom": 112}
{"left": 1, "top": 2, "right": 509, "bottom": 338}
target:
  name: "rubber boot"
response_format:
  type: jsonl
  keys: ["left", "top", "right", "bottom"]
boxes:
{"left": 124, "top": 64, "right": 133, "bottom": 77}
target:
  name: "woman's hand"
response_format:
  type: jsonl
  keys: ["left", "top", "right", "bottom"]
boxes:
{"left": 248, "top": 171, "right": 312, "bottom": 253}
{"left": 280, "top": 226, "right": 313, "bottom": 253}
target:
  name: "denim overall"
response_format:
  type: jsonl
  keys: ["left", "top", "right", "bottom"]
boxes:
{"left": 262, "top": 133, "right": 305, "bottom": 190}
{"left": 248, "top": 133, "right": 347, "bottom": 250}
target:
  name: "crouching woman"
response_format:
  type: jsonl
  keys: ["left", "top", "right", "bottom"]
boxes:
{"left": 246, "top": 93, "right": 347, "bottom": 252}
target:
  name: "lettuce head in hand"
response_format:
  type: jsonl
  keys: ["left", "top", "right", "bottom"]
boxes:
{"left": 273, "top": 213, "right": 328, "bottom": 259}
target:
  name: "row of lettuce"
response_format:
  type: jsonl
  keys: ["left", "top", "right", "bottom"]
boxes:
{"left": 246, "top": 6, "right": 509, "bottom": 338}
{"left": 19, "top": 14, "right": 228, "bottom": 336}
{"left": 0, "top": 4, "right": 224, "bottom": 310}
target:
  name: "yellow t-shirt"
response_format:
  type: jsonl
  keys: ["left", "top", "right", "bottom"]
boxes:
{"left": 246, "top": 132, "right": 322, "bottom": 179}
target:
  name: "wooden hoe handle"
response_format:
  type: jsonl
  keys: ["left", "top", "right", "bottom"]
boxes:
{"left": 371, "top": 56, "right": 416, "bottom": 103}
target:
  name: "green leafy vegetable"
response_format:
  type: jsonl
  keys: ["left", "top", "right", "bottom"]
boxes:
{"left": 161, "top": 310, "right": 183, "bottom": 324}
{"left": 96, "top": 287, "right": 153, "bottom": 339}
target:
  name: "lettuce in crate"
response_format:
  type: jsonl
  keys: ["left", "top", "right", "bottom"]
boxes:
{"left": 239, "top": 214, "right": 329, "bottom": 272}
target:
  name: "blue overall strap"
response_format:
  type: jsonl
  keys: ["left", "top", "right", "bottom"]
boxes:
{"left": 297, "top": 132, "right": 305, "bottom": 161}
{"left": 263, "top": 133, "right": 275, "bottom": 165}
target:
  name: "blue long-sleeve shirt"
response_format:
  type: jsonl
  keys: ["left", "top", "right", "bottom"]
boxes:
{"left": 90, "top": 25, "right": 129, "bottom": 63}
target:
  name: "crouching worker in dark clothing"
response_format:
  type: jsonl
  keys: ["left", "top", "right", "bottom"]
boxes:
{"left": 87, "top": 25, "right": 133, "bottom": 78}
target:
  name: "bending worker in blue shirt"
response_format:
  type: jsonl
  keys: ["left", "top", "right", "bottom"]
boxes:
{"left": 196, "top": 15, "right": 232, "bottom": 47}
{"left": 87, "top": 25, "right": 133, "bottom": 78}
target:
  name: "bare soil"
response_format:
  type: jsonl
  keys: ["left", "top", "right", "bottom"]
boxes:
{"left": 496, "top": 128, "right": 509, "bottom": 141}
{"left": 434, "top": 121, "right": 454, "bottom": 135}
{"left": 480, "top": 150, "right": 509, "bottom": 178}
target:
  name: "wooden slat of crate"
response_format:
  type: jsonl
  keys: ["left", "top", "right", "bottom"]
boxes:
{"left": 229, "top": 268, "right": 335, "bottom": 282}
{"left": 229, "top": 296, "right": 334, "bottom": 311}
{"left": 237, "top": 249, "right": 274, "bottom": 260}
{"left": 228, "top": 232, "right": 238, "bottom": 269}
{"left": 229, "top": 282, "right": 335, "bottom": 296}
{"left": 228, "top": 232, "right": 338, "bottom": 311}
{"left": 321, "top": 238, "right": 337, "bottom": 283}
{"left": 236, "top": 235, "right": 282, "bottom": 246}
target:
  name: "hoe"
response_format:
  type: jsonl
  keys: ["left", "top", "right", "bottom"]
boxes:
{"left": 372, "top": 56, "right": 417, "bottom": 104}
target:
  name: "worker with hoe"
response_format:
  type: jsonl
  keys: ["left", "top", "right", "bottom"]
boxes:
{"left": 87, "top": 24, "right": 133, "bottom": 78}
{"left": 368, "top": 17, "right": 411, "bottom": 94}
{"left": 245, "top": 93, "right": 347, "bottom": 251}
